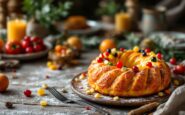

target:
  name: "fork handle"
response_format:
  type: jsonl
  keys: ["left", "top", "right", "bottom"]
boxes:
{"left": 72, "top": 100, "right": 110, "bottom": 115}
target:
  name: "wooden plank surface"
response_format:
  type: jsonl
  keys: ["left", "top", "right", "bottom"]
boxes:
{"left": 0, "top": 50, "right": 131, "bottom": 115}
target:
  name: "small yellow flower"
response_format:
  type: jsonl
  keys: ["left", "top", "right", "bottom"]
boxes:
{"left": 40, "top": 100, "right": 48, "bottom": 107}
{"left": 37, "top": 88, "right": 46, "bottom": 96}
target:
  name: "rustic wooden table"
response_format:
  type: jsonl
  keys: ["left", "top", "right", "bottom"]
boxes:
{"left": 0, "top": 50, "right": 134, "bottom": 115}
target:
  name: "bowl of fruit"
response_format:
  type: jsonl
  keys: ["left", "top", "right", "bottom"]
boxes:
{"left": 0, "top": 36, "right": 52, "bottom": 60}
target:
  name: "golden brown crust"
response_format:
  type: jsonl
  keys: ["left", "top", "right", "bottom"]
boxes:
{"left": 87, "top": 49, "right": 171, "bottom": 97}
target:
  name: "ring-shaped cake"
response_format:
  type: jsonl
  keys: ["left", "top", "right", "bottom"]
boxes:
{"left": 88, "top": 48, "right": 171, "bottom": 97}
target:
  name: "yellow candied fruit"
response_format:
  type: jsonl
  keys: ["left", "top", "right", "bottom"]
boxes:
{"left": 37, "top": 88, "right": 46, "bottom": 96}
{"left": 49, "top": 65, "right": 57, "bottom": 70}
{"left": 104, "top": 60, "right": 109, "bottom": 65}
{"left": 40, "top": 100, "right": 48, "bottom": 107}
{"left": 79, "top": 74, "right": 86, "bottom": 80}
{"left": 158, "top": 92, "right": 164, "bottom": 97}
{"left": 42, "top": 84, "right": 48, "bottom": 89}
{"left": 75, "top": 78, "right": 80, "bottom": 82}
{"left": 85, "top": 87, "right": 89, "bottom": 91}
{"left": 108, "top": 54, "right": 114, "bottom": 60}
{"left": 94, "top": 93, "right": 101, "bottom": 98}
{"left": 133, "top": 46, "right": 139, "bottom": 52}
{"left": 174, "top": 80, "right": 180, "bottom": 86}
{"left": 47, "top": 61, "right": 52, "bottom": 67}
{"left": 113, "top": 96, "right": 119, "bottom": 101}
{"left": 86, "top": 90, "right": 92, "bottom": 95}
{"left": 149, "top": 51, "right": 156, "bottom": 56}
{"left": 111, "top": 48, "right": 117, "bottom": 54}
{"left": 89, "top": 88, "right": 95, "bottom": 93}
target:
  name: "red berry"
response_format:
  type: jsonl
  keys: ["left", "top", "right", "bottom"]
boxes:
{"left": 146, "top": 62, "right": 152, "bottom": 67}
{"left": 170, "top": 57, "right": 176, "bottom": 65}
{"left": 97, "top": 58, "right": 103, "bottom": 63}
{"left": 157, "top": 53, "right": 162, "bottom": 59}
{"left": 85, "top": 106, "right": 91, "bottom": 110}
{"left": 116, "top": 61, "right": 123, "bottom": 68}
{"left": 173, "top": 65, "right": 185, "bottom": 74}
{"left": 145, "top": 48, "right": 151, "bottom": 53}
{"left": 105, "top": 52, "right": 109, "bottom": 57}
{"left": 120, "top": 48, "right": 125, "bottom": 52}
{"left": 24, "top": 89, "right": 32, "bottom": 97}
{"left": 104, "top": 58, "right": 109, "bottom": 61}
{"left": 132, "top": 66, "right": 139, "bottom": 73}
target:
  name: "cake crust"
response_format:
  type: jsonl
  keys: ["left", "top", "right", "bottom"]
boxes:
{"left": 88, "top": 49, "right": 171, "bottom": 97}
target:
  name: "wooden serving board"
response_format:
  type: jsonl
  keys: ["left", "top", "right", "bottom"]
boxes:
{"left": 71, "top": 72, "right": 184, "bottom": 106}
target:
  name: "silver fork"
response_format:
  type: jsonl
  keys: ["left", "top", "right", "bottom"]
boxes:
{"left": 48, "top": 87, "right": 110, "bottom": 115}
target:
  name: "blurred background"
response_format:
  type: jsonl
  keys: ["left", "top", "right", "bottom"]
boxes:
{"left": 0, "top": 0, "right": 185, "bottom": 62}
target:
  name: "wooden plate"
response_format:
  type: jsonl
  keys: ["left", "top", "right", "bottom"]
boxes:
{"left": 71, "top": 72, "right": 183, "bottom": 106}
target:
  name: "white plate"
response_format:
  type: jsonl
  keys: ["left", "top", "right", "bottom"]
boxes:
{"left": 57, "top": 20, "right": 102, "bottom": 35}
{"left": 0, "top": 41, "right": 52, "bottom": 61}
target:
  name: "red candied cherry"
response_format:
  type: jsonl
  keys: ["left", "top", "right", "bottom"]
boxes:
{"left": 119, "top": 48, "right": 125, "bottom": 52}
{"left": 170, "top": 57, "right": 176, "bottom": 65}
{"left": 132, "top": 66, "right": 139, "bottom": 73}
{"left": 145, "top": 48, "right": 151, "bottom": 53}
{"left": 146, "top": 62, "right": 153, "bottom": 68}
{"left": 24, "top": 89, "right": 32, "bottom": 97}
{"left": 85, "top": 106, "right": 91, "bottom": 110}
{"left": 105, "top": 52, "right": 109, "bottom": 57}
{"left": 116, "top": 61, "right": 123, "bottom": 68}
{"left": 157, "top": 53, "right": 163, "bottom": 59}
{"left": 97, "top": 58, "right": 103, "bottom": 63}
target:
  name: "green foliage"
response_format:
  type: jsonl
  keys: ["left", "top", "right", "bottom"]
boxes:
{"left": 96, "top": 0, "right": 121, "bottom": 16}
{"left": 23, "top": 0, "right": 73, "bottom": 28}
{"left": 125, "top": 33, "right": 185, "bottom": 61}
{"left": 126, "top": 33, "right": 140, "bottom": 47}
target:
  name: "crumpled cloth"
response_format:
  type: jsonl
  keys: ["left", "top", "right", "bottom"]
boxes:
{"left": 154, "top": 84, "right": 185, "bottom": 115}
{"left": 154, "top": 61, "right": 185, "bottom": 115}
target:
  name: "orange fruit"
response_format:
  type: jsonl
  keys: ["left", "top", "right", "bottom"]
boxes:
{"left": 55, "top": 45, "right": 65, "bottom": 53}
{"left": 0, "top": 38, "right": 4, "bottom": 51}
{"left": 0, "top": 73, "right": 9, "bottom": 92}
{"left": 67, "top": 36, "right": 82, "bottom": 50}
{"left": 99, "top": 39, "right": 116, "bottom": 52}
